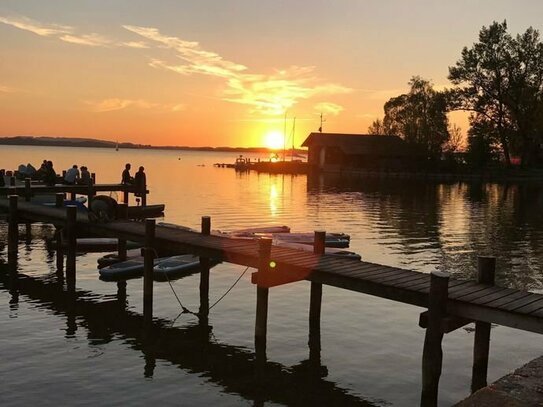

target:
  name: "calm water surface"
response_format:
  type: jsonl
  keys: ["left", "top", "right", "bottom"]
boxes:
{"left": 1, "top": 145, "right": 543, "bottom": 406}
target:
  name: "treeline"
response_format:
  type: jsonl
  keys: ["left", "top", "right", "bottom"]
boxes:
{"left": 369, "top": 21, "right": 543, "bottom": 169}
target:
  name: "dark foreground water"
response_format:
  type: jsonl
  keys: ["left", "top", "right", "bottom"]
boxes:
{"left": 1, "top": 146, "right": 542, "bottom": 406}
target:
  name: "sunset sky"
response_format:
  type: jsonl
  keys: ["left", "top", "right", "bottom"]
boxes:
{"left": 1, "top": 1, "right": 543, "bottom": 148}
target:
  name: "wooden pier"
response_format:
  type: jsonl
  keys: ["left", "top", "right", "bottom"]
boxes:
{"left": 2, "top": 197, "right": 543, "bottom": 406}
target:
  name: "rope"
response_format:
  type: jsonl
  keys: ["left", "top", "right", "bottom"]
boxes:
{"left": 208, "top": 266, "right": 249, "bottom": 311}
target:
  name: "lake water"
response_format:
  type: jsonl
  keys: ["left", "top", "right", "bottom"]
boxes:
{"left": 1, "top": 145, "right": 542, "bottom": 406}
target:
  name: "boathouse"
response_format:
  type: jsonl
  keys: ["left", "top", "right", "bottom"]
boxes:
{"left": 302, "top": 132, "right": 423, "bottom": 171}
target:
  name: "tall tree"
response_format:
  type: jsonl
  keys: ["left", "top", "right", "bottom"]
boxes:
{"left": 449, "top": 21, "right": 543, "bottom": 167}
{"left": 367, "top": 118, "right": 387, "bottom": 135}
{"left": 382, "top": 76, "right": 450, "bottom": 159}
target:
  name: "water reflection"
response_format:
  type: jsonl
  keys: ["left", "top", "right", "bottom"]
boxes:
{"left": 0, "top": 268, "right": 379, "bottom": 406}
{"left": 307, "top": 174, "right": 543, "bottom": 292}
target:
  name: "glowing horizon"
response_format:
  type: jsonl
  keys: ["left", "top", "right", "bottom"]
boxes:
{"left": 1, "top": 2, "right": 542, "bottom": 148}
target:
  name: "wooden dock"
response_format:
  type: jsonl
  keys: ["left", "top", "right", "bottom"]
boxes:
{"left": 2, "top": 197, "right": 543, "bottom": 406}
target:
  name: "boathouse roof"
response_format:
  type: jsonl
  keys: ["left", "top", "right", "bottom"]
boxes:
{"left": 301, "top": 132, "right": 414, "bottom": 156}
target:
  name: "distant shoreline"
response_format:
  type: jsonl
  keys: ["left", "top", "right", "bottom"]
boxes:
{"left": 0, "top": 136, "right": 307, "bottom": 155}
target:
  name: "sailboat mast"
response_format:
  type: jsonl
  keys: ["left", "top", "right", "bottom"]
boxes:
{"left": 282, "top": 112, "right": 287, "bottom": 162}
{"left": 291, "top": 117, "right": 296, "bottom": 161}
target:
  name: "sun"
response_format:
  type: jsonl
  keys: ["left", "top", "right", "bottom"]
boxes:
{"left": 264, "top": 130, "right": 284, "bottom": 150}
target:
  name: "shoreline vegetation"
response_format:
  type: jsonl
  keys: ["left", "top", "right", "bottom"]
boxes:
{"left": 0, "top": 135, "right": 307, "bottom": 155}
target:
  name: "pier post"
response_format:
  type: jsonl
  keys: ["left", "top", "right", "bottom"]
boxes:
{"left": 117, "top": 203, "right": 128, "bottom": 261}
{"left": 123, "top": 188, "right": 129, "bottom": 205}
{"left": 91, "top": 173, "right": 96, "bottom": 184}
{"left": 199, "top": 216, "right": 211, "bottom": 322}
{"left": 143, "top": 219, "right": 156, "bottom": 327}
{"left": 255, "top": 238, "right": 272, "bottom": 357}
{"left": 24, "top": 178, "right": 31, "bottom": 202}
{"left": 70, "top": 191, "right": 76, "bottom": 201}
{"left": 10, "top": 176, "right": 15, "bottom": 187}
{"left": 141, "top": 179, "right": 147, "bottom": 207}
{"left": 55, "top": 193, "right": 65, "bottom": 208}
{"left": 421, "top": 271, "right": 449, "bottom": 407}
{"left": 309, "top": 231, "right": 325, "bottom": 366}
{"left": 471, "top": 256, "right": 496, "bottom": 393}
{"left": 65, "top": 205, "right": 77, "bottom": 291}
{"left": 8, "top": 195, "right": 19, "bottom": 269}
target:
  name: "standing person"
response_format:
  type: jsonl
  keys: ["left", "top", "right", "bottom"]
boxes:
{"left": 64, "top": 165, "right": 80, "bottom": 185}
{"left": 44, "top": 161, "right": 57, "bottom": 186}
{"left": 79, "top": 166, "right": 91, "bottom": 185}
{"left": 121, "top": 163, "right": 133, "bottom": 184}
{"left": 134, "top": 166, "right": 146, "bottom": 197}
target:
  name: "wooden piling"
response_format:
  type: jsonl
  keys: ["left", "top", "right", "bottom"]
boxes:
{"left": 55, "top": 192, "right": 65, "bottom": 208}
{"left": 421, "top": 271, "right": 449, "bottom": 407}
{"left": 117, "top": 203, "right": 128, "bottom": 261}
{"left": 70, "top": 191, "right": 76, "bottom": 201}
{"left": 24, "top": 178, "right": 31, "bottom": 202}
{"left": 199, "top": 216, "right": 211, "bottom": 320}
{"left": 143, "top": 219, "right": 156, "bottom": 326}
{"left": 8, "top": 195, "right": 18, "bottom": 268}
{"left": 91, "top": 173, "right": 96, "bottom": 184}
{"left": 471, "top": 256, "right": 496, "bottom": 393}
{"left": 255, "top": 238, "right": 272, "bottom": 355}
{"left": 309, "top": 231, "right": 325, "bottom": 364}
{"left": 141, "top": 179, "right": 147, "bottom": 207}
{"left": 123, "top": 189, "right": 129, "bottom": 205}
{"left": 65, "top": 205, "right": 77, "bottom": 291}
{"left": 9, "top": 176, "right": 15, "bottom": 187}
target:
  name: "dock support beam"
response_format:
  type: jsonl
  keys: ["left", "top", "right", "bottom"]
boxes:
{"left": 117, "top": 203, "right": 128, "bottom": 261}
{"left": 55, "top": 193, "right": 64, "bottom": 275}
{"left": 8, "top": 195, "right": 18, "bottom": 269}
{"left": 123, "top": 189, "right": 129, "bottom": 205}
{"left": 421, "top": 271, "right": 449, "bottom": 407}
{"left": 65, "top": 205, "right": 77, "bottom": 292}
{"left": 309, "top": 231, "right": 325, "bottom": 367}
{"left": 199, "top": 216, "right": 211, "bottom": 323}
{"left": 143, "top": 219, "right": 156, "bottom": 327}
{"left": 255, "top": 238, "right": 272, "bottom": 360}
{"left": 24, "top": 178, "right": 31, "bottom": 202}
{"left": 471, "top": 256, "right": 496, "bottom": 393}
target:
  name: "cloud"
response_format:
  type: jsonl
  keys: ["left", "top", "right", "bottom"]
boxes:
{"left": 0, "top": 84, "right": 19, "bottom": 93}
{"left": 0, "top": 15, "right": 72, "bottom": 36}
{"left": 60, "top": 33, "right": 112, "bottom": 47}
{"left": 120, "top": 41, "right": 149, "bottom": 49}
{"left": 124, "top": 25, "right": 352, "bottom": 115}
{"left": 85, "top": 98, "right": 184, "bottom": 113}
{"left": 314, "top": 102, "right": 344, "bottom": 116}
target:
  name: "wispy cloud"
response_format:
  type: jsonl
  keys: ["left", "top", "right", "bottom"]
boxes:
{"left": 59, "top": 33, "right": 113, "bottom": 47}
{"left": 314, "top": 102, "right": 344, "bottom": 116}
{"left": 85, "top": 98, "right": 184, "bottom": 113}
{"left": 0, "top": 15, "right": 72, "bottom": 37}
{"left": 0, "top": 84, "right": 19, "bottom": 93}
{"left": 124, "top": 25, "right": 352, "bottom": 115}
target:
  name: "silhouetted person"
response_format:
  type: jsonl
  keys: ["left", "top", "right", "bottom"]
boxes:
{"left": 79, "top": 166, "right": 91, "bottom": 185}
{"left": 134, "top": 166, "right": 146, "bottom": 196}
{"left": 43, "top": 161, "right": 57, "bottom": 186}
{"left": 64, "top": 165, "right": 80, "bottom": 185}
{"left": 121, "top": 163, "right": 133, "bottom": 184}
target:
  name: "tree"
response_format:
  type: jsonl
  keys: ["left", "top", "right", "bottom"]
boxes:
{"left": 367, "top": 118, "right": 387, "bottom": 135}
{"left": 448, "top": 21, "right": 543, "bottom": 167}
{"left": 444, "top": 123, "right": 464, "bottom": 153}
{"left": 382, "top": 76, "right": 450, "bottom": 159}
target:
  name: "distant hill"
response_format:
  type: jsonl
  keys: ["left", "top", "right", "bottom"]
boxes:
{"left": 0, "top": 136, "right": 307, "bottom": 154}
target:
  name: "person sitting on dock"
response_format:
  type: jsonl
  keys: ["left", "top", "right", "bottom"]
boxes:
{"left": 43, "top": 161, "right": 57, "bottom": 186}
{"left": 78, "top": 166, "right": 91, "bottom": 185}
{"left": 121, "top": 163, "right": 134, "bottom": 184}
{"left": 64, "top": 165, "right": 80, "bottom": 185}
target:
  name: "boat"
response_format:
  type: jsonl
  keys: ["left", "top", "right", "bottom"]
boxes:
{"left": 97, "top": 248, "right": 143, "bottom": 268}
{"left": 99, "top": 254, "right": 219, "bottom": 282}
{"left": 274, "top": 240, "right": 361, "bottom": 260}
{"left": 234, "top": 155, "right": 251, "bottom": 171}
{"left": 126, "top": 204, "right": 165, "bottom": 219}
{"left": 49, "top": 237, "right": 141, "bottom": 252}
{"left": 272, "top": 232, "right": 350, "bottom": 248}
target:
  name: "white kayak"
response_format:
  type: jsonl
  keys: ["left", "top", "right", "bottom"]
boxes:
{"left": 274, "top": 240, "right": 361, "bottom": 260}
{"left": 97, "top": 248, "right": 143, "bottom": 268}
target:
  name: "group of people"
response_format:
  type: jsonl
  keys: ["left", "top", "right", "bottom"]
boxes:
{"left": 121, "top": 163, "right": 146, "bottom": 194}
{"left": 63, "top": 164, "right": 92, "bottom": 185}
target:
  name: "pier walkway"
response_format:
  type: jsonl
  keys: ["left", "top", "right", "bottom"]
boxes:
{"left": 2, "top": 198, "right": 543, "bottom": 406}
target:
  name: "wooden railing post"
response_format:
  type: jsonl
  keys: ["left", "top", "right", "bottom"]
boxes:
{"left": 8, "top": 195, "right": 19, "bottom": 268}
{"left": 421, "top": 271, "right": 449, "bottom": 407}
{"left": 65, "top": 205, "right": 77, "bottom": 291}
{"left": 143, "top": 219, "right": 156, "bottom": 327}
{"left": 255, "top": 238, "right": 272, "bottom": 356}
{"left": 309, "top": 231, "right": 325, "bottom": 365}
{"left": 471, "top": 256, "right": 496, "bottom": 393}
{"left": 24, "top": 178, "right": 31, "bottom": 202}
{"left": 199, "top": 216, "right": 211, "bottom": 321}
{"left": 123, "top": 188, "right": 129, "bottom": 205}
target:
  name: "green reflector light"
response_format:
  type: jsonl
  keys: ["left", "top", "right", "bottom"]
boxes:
{"left": 269, "top": 261, "right": 276, "bottom": 268}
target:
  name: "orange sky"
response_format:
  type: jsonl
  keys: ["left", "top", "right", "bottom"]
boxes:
{"left": 1, "top": 1, "right": 543, "bottom": 148}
